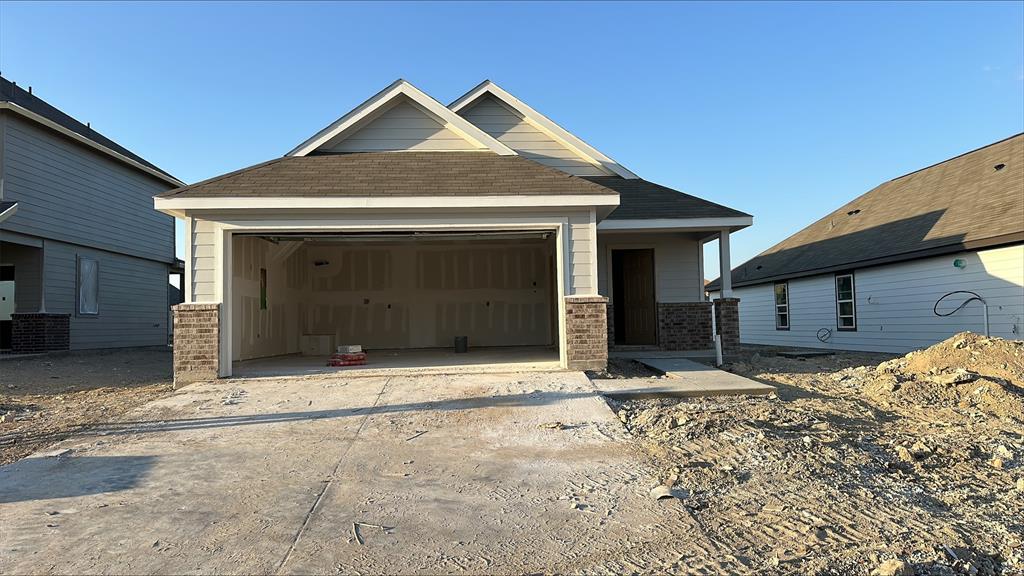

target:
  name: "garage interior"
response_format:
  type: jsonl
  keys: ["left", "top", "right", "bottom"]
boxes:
{"left": 230, "top": 231, "right": 561, "bottom": 376}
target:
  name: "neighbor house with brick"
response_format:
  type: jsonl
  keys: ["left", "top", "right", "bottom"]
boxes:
{"left": 709, "top": 133, "right": 1023, "bottom": 353}
{"left": 0, "top": 76, "right": 183, "bottom": 353}
{"left": 156, "top": 80, "right": 750, "bottom": 382}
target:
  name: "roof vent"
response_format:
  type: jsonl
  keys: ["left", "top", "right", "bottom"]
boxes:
{"left": 847, "top": 209, "right": 861, "bottom": 216}
{"left": 994, "top": 163, "right": 1006, "bottom": 171}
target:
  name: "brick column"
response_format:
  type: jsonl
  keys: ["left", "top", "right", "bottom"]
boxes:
{"left": 714, "top": 297, "right": 741, "bottom": 352}
{"left": 564, "top": 295, "right": 608, "bottom": 371}
{"left": 11, "top": 313, "right": 70, "bottom": 353}
{"left": 605, "top": 303, "right": 615, "bottom": 349}
{"left": 172, "top": 303, "right": 220, "bottom": 385}
{"left": 657, "top": 302, "right": 713, "bottom": 350}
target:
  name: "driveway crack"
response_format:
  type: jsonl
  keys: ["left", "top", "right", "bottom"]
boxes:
{"left": 275, "top": 376, "right": 392, "bottom": 574}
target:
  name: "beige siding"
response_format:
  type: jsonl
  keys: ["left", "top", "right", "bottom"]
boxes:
{"left": 458, "top": 96, "right": 612, "bottom": 176}
{"left": 569, "top": 213, "right": 597, "bottom": 294}
{"left": 734, "top": 244, "right": 1024, "bottom": 352}
{"left": 191, "top": 219, "right": 219, "bottom": 302}
{"left": 318, "top": 99, "right": 480, "bottom": 153}
{"left": 597, "top": 232, "right": 703, "bottom": 302}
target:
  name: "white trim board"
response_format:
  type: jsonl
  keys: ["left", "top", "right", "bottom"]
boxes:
{"left": 0, "top": 102, "right": 184, "bottom": 188}
{"left": 449, "top": 80, "right": 639, "bottom": 179}
{"left": 286, "top": 79, "right": 516, "bottom": 157}
{"left": 155, "top": 194, "right": 620, "bottom": 218}
{"left": 598, "top": 217, "right": 753, "bottom": 232}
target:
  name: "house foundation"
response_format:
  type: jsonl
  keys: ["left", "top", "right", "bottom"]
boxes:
{"left": 11, "top": 313, "right": 70, "bottom": 353}
{"left": 564, "top": 295, "right": 608, "bottom": 371}
{"left": 172, "top": 303, "right": 220, "bottom": 385}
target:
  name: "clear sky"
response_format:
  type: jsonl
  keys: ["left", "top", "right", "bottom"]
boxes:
{"left": 2, "top": 1, "right": 1022, "bottom": 274}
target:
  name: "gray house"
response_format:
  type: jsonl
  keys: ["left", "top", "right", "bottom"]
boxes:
{"left": 0, "top": 76, "right": 183, "bottom": 352}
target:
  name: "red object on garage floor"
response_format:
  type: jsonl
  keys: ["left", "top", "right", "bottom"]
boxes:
{"left": 328, "top": 352, "right": 367, "bottom": 367}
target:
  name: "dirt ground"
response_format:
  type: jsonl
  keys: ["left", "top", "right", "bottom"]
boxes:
{"left": 613, "top": 332, "right": 1024, "bottom": 575}
{"left": 0, "top": 347, "right": 174, "bottom": 465}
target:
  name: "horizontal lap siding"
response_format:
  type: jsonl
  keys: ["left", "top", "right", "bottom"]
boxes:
{"left": 2, "top": 114, "right": 173, "bottom": 263}
{"left": 192, "top": 219, "right": 219, "bottom": 302}
{"left": 43, "top": 239, "right": 168, "bottom": 349}
{"left": 458, "top": 96, "right": 610, "bottom": 177}
{"left": 569, "top": 213, "right": 596, "bottom": 294}
{"left": 322, "top": 100, "right": 479, "bottom": 153}
{"left": 736, "top": 244, "right": 1024, "bottom": 352}
{"left": 597, "top": 232, "right": 702, "bottom": 302}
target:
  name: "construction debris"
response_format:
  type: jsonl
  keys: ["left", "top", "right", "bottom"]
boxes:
{"left": 614, "top": 333, "right": 1023, "bottom": 574}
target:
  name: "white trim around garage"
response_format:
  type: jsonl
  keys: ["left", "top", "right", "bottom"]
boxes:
{"left": 154, "top": 194, "right": 620, "bottom": 218}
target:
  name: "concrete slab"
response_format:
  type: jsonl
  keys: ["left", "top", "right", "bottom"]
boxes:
{"left": 0, "top": 371, "right": 701, "bottom": 574}
{"left": 233, "top": 346, "right": 561, "bottom": 379}
{"left": 593, "top": 357, "right": 775, "bottom": 399}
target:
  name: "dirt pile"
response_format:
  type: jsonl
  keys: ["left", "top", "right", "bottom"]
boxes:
{"left": 613, "top": 333, "right": 1023, "bottom": 575}
{"left": 865, "top": 332, "right": 1024, "bottom": 418}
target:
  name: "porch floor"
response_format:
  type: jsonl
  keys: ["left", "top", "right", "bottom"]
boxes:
{"left": 231, "top": 346, "right": 561, "bottom": 379}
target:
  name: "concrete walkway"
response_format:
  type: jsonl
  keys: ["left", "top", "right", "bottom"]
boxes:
{"left": 594, "top": 357, "right": 775, "bottom": 399}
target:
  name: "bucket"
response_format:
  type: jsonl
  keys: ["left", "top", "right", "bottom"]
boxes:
{"left": 454, "top": 336, "right": 468, "bottom": 353}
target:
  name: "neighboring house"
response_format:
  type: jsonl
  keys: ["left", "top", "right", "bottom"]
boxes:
{"left": 708, "top": 134, "right": 1024, "bottom": 353}
{"left": 156, "top": 79, "right": 751, "bottom": 383}
{"left": 0, "top": 76, "right": 183, "bottom": 353}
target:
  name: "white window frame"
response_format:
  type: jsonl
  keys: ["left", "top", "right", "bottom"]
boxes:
{"left": 774, "top": 281, "right": 790, "bottom": 330}
{"left": 835, "top": 272, "right": 856, "bottom": 331}
{"left": 77, "top": 256, "right": 99, "bottom": 317}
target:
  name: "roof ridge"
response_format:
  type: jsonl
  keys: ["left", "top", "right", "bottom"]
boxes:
{"left": 890, "top": 132, "right": 1024, "bottom": 182}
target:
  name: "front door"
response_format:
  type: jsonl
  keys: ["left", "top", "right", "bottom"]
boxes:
{"left": 612, "top": 249, "right": 657, "bottom": 345}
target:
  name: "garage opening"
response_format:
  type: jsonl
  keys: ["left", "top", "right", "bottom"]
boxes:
{"left": 230, "top": 230, "right": 561, "bottom": 376}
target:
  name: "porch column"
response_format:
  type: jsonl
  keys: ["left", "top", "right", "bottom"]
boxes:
{"left": 718, "top": 229, "right": 732, "bottom": 298}
{"left": 714, "top": 228, "right": 741, "bottom": 352}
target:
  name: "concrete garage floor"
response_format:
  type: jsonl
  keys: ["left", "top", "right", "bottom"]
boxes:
{"left": 0, "top": 371, "right": 708, "bottom": 575}
{"left": 233, "top": 346, "right": 561, "bottom": 379}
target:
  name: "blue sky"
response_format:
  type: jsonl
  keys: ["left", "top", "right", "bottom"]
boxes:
{"left": 2, "top": 1, "right": 1022, "bottom": 272}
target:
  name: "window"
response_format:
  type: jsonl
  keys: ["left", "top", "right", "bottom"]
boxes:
{"left": 259, "top": 268, "right": 267, "bottom": 310}
{"left": 78, "top": 257, "right": 99, "bottom": 315}
{"left": 835, "top": 273, "right": 856, "bottom": 330}
{"left": 774, "top": 282, "right": 790, "bottom": 330}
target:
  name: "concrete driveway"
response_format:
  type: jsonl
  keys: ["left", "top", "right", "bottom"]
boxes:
{"left": 0, "top": 371, "right": 700, "bottom": 575}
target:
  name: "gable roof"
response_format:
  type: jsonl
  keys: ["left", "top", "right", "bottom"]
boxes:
{"left": 588, "top": 176, "right": 751, "bottom": 220}
{"left": 449, "top": 80, "right": 638, "bottom": 179}
{"left": 0, "top": 75, "right": 182, "bottom": 186}
{"left": 156, "top": 152, "right": 620, "bottom": 199}
{"left": 286, "top": 79, "right": 515, "bottom": 157}
{"left": 710, "top": 133, "right": 1024, "bottom": 289}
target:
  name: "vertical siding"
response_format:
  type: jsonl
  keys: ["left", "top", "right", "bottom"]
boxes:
{"left": 597, "top": 232, "right": 702, "bottom": 302}
{"left": 735, "top": 244, "right": 1024, "bottom": 353}
{"left": 41, "top": 238, "right": 168, "bottom": 349}
{"left": 1, "top": 114, "right": 174, "bottom": 263}
{"left": 319, "top": 100, "right": 479, "bottom": 153}
{"left": 458, "top": 96, "right": 611, "bottom": 177}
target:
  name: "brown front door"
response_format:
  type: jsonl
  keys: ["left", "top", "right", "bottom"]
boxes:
{"left": 612, "top": 249, "right": 657, "bottom": 345}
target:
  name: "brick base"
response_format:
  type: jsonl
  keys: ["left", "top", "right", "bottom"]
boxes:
{"left": 11, "top": 313, "right": 70, "bottom": 353}
{"left": 565, "top": 296, "right": 608, "bottom": 371}
{"left": 172, "top": 303, "right": 220, "bottom": 385}
{"left": 657, "top": 302, "right": 713, "bottom": 350}
{"left": 714, "top": 298, "right": 741, "bottom": 351}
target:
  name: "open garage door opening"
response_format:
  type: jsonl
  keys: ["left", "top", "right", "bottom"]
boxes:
{"left": 229, "top": 230, "right": 561, "bottom": 377}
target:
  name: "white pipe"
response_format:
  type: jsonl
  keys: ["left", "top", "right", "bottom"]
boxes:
{"left": 711, "top": 300, "right": 723, "bottom": 367}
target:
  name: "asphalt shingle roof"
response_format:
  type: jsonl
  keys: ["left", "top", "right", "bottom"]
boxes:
{"left": 158, "top": 152, "right": 622, "bottom": 198}
{"left": 0, "top": 75, "right": 177, "bottom": 182}
{"left": 711, "top": 133, "right": 1024, "bottom": 289}
{"left": 584, "top": 176, "right": 750, "bottom": 219}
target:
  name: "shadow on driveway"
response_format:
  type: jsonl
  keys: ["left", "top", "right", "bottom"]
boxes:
{"left": 0, "top": 455, "right": 156, "bottom": 503}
